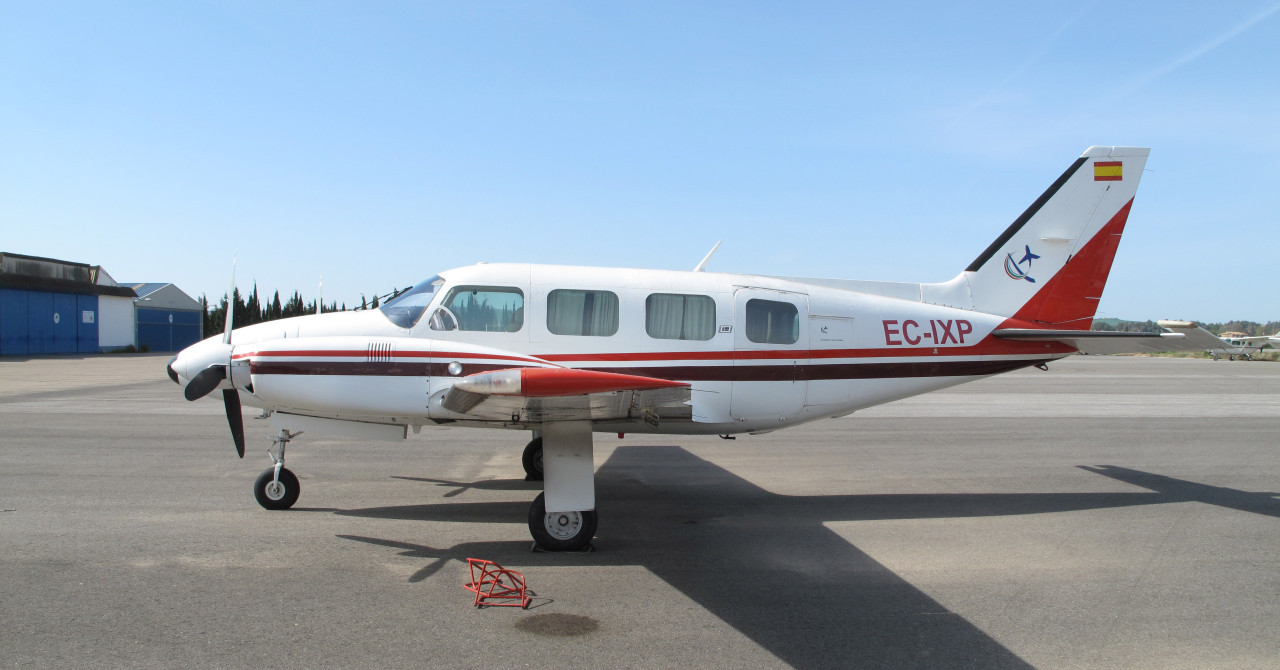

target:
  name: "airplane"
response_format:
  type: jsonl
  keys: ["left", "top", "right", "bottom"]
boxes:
{"left": 1147, "top": 323, "right": 1277, "bottom": 360}
{"left": 1207, "top": 331, "right": 1278, "bottom": 361}
{"left": 168, "top": 145, "right": 1205, "bottom": 551}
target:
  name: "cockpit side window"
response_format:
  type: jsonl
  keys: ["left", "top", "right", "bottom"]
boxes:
{"left": 379, "top": 275, "right": 443, "bottom": 328}
{"left": 434, "top": 285, "right": 524, "bottom": 332}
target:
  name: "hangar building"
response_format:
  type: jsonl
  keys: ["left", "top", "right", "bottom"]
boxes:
{"left": 128, "top": 283, "right": 203, "bottom": 353}
{"left": 0, "top": 252, "right": 204, "bottom": 355}
{"left": 0, "top": 252, "right": 138, "bottom": 355}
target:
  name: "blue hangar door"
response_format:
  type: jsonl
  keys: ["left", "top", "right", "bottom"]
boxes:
{"left": 137, "top": 308, "right": 201, "bottom": 352}
{"left": 0, "top": 289, "right": 96, "bottom": 355}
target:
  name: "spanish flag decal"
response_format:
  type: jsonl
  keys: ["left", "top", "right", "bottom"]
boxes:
{"left": 1094, "top": 161, "right": 1123, "bottom": 181}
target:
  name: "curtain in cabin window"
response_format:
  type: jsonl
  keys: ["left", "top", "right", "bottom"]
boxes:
{"left": 745, "top": 299, "right": 798, "bottom": 345}
{"left": 547, "top": 290, "right": 619, "bottom": 336}
{"left": 646, "top": 293, "right": 715, "bottom": 340}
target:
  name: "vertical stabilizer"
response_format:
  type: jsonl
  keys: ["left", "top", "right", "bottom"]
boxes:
{"left": 923, "top": 146, "right": 1149, "bottom": 328}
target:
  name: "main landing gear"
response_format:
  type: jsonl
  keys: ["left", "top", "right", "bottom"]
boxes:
{"left": 523, "top": 423, "right": 597, "bottom": 551}
{"left": 245, "top": 424, "right": 598, "bottom": 552}
{"left": 522, "top": 435, "right": 544, "bottom": 481}
{"left": 253, "top": 429, "right": 301, "bottom": 510}
{"left": 528, "top": 493, "right": 597, "bottom": 551}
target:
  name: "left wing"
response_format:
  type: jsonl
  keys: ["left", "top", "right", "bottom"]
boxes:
{"left": 439, "top": 367, "right": 691, "bottom": 424}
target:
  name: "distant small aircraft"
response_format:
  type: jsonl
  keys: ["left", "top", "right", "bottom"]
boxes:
{"left": 1143, "top": 323, "right": 1278, "bottom": 360}
{"left": 168, "top": 146, "right": 1204, "bottom": 550}
{"left": 1205, "top": 330, "right": 1278, "bottom": 361}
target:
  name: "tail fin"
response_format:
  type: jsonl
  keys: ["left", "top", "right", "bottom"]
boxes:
{"left": 923, "top": 146, "right": 1149, "bottom": 328}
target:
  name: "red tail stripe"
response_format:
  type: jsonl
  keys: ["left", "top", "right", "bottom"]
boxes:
{"left": 1007, "top": 198, "right": 1134, "bottom": 328}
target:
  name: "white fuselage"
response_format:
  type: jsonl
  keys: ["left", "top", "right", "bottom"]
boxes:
{"left": 173, "top": 263, "right": 1073, "bottom": 436}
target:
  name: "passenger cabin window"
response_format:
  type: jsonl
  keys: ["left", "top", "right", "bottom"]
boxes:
{"left": 431, "top": 285, "right": 524, "bottom": 332}
{"left": 745, "top": 299, "right": 798, "bottom": 345}
{"left": 646, "top": 293, "right": 715, "bottom": 341}
{"left": 546, "top": 289, "right": 619, "bottom": 336}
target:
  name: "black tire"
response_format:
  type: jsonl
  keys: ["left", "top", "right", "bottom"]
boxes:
{"left": 254, "top": 467, "right": 300, "bottom": 510}
{"left": 521, "top": 437, "right": 544, "bottom": 481}
{"left": 527, "top": 493, "right": 596, "bottom": 551}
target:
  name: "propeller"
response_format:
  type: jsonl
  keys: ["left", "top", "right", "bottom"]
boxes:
{"left": 184, "top": 365, "right": 226, "bottom": 401}
{"left": 223, "top": 389, "right": 245, "bottom": 458}
{"left": 174, "top": 258, "right": 247, "bottom": 458}
{"left": 174, "top": 258, "right": 245, "bottom": 458}
{"left": 218, "top": 257, "right": 244, "bottom": 457}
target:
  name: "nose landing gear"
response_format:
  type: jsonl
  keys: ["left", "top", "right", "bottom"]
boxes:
{"left": 253, "top": 429, "right": 302, "bottom": 510}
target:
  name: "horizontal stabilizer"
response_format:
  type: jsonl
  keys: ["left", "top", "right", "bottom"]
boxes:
{"left": 1154, "top": 321, "right": 1242, "bottom": 351}
{"left": 992, "top": 328, "right": 1185, "bottom": 355}
{"left": 992, "top": 320, "right": 1240, "bottom": 355}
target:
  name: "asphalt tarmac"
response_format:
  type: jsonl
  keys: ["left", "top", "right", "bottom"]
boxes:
{"left": 2, "top": 354, "right": 1277, "bottom": 669}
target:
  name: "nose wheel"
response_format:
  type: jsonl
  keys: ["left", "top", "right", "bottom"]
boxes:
{"left": 254, "top": 467, "right": 299, "bottom": 510}
{"left": 253, "top": 429, "right": 301, "bottom": 510}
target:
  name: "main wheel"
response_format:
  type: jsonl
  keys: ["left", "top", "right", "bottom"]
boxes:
{"left": 521, "top": 437, "right": 544, "bottom": 481}
{"left": 254, "top": 467, "right": 300, "bottom": 510}
{"left": 528, "top": 493, "right": 597, "bottom": 551}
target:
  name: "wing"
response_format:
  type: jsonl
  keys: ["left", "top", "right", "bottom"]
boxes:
{"left": 437, "top": 367, "right": 692, "bottom": 424}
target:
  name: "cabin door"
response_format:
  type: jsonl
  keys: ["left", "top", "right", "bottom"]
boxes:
{"left": 730, "top": 287, "right": 808, "bottom": 424}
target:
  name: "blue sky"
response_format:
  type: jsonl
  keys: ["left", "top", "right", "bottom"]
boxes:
{"left": 3, "top": 1, "right": 1277, "bottom": 322}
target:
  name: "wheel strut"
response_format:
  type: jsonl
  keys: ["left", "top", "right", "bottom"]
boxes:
{"left": 268, "top": 429, "right": 301, "bottom": 486}
{"left": 255, "top": 429, "right": 303, "bottom": 510}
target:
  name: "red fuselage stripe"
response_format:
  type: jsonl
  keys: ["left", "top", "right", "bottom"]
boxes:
{"left": 247, "top": 358, "right": 1050, "bottom": 381}
{"left": 234, "top": 349, "right": 547, "bottom": 365}
{"left": 234, "top": 337, "right": 1072, "bottom": 365}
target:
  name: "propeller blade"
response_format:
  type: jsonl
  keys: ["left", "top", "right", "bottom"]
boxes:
{"left": 223, "top": 257, "right": 237, "bottom": 345}
{"left": 184, "top": 366, "right": 226, "bottom": 401}
{"left": 222, "top": 389, "right": 245, "bottom": 458}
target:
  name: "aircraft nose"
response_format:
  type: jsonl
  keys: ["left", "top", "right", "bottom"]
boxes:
{"left": 167, "top": 356, "right": 179, "bottom": 384}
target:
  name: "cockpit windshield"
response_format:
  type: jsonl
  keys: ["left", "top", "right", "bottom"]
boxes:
{"left": 379, "top": 275, "right": 444, "bottom": 328}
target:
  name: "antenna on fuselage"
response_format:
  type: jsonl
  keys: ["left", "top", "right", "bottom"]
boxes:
{"left": 693, "top": 241, "right": 721, "bottom": 272}
{"left": 317, "top": 276, "right": 323, "bottom": 315}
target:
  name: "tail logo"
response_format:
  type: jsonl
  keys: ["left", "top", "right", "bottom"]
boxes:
{"left": 1004, "top": 245, "right": 1041, "bottom": 283}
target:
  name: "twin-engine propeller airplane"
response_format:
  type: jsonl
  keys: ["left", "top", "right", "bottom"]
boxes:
{"left": 169, "top": 146, "right": 1199, "bottom": 551}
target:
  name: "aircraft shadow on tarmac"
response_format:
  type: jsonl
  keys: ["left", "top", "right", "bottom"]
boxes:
{"left": 336, "top": 447, "right": 1278, "bottom": 669}
{"left": 1078, "top": 465, "right": 1280, "bottom": 519}
{"left": 388, "top": 475, "right": 541, "bottom": 498}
